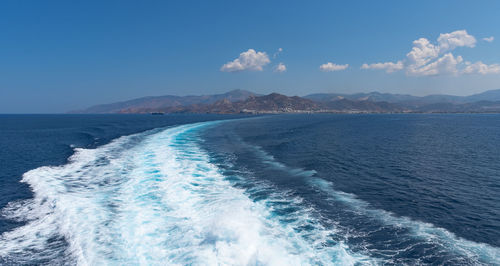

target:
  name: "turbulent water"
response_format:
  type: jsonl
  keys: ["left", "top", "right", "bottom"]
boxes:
{"left": 0, "top": 114, "right": 499, "bottom": 265}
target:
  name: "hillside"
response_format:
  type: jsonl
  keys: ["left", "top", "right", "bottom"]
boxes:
{"left": 125, "top": 93, "right": 402, "bottom": 114}
{"left": 72, "top": 89, "right": 258, "bottom": 113}
{"left": 72, "top": 89, "right": 500, "bottom": 114}
{"left": 305, "top": 89, "right": 500, "bottom": 108}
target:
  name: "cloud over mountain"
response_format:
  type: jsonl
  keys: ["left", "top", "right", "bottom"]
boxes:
{"left": 362, "top": 30, "right": 499, "bottom": 76}
{"left": 463, "top": 61, "right": 500, "bottom": 74}
{"left": 319, "top": 62, "right": 348, "bottom": 72}
{"left": 361, "top": 61, "right": 404, "bottom": 73}
{"left": 274, "top": 63, "right": 286, "bottom": 73}
{"left": 483, "top": 36, "right": 494, "bottom": 42}
{"left": 221, "top": 49, "right": 271, "bottom": 72}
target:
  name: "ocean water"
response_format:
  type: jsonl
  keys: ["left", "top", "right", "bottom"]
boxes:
{"left": 0, "top": 114, "right": 499, "bottom": 265}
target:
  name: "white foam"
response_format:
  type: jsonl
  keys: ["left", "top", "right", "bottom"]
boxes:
{"left": 309, "top": 177, "right": 500, "bottom": 264}
{"left": 0, "top": 122, "right": 372, "bottom": 265}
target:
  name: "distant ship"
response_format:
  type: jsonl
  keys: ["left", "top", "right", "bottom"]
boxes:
{"left": 151, "top": 112, "right": 164, "bottom": 115}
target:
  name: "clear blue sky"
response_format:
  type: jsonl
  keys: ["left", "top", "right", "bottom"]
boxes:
{"left": 1, "top": 0, "right": 500, "bottom": 113}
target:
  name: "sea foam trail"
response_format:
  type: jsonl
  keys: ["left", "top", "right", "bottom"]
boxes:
{"left": 0, "top": 122, "right": 371, "bottom": 265}
{"left": 310, "top": 178, "right": 500, "bottom": 265}
{"left": 242, "top": 142, "right": 500, "bottom": 265}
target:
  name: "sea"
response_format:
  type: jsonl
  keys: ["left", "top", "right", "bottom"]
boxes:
{"left": 0, "top": 114, "right": 499, "bottom": 265}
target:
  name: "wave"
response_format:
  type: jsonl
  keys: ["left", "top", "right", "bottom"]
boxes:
{"left": 0, "top": 121, "right": 372, "bottom": 265}
{"left": 309, "top": 178, "right": 500, "bottom": 264}
{"left": 243, "top": 142, "right": 500, "bottom": 265}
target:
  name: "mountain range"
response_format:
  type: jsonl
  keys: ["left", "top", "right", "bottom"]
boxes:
{"left": 75, "top": 89, "right": 257, "bottom": 114}
{"left": 72, "top": 89, "right": 500, "bottom": 114}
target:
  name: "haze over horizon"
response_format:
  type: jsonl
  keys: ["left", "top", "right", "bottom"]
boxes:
{"left": 1, "top": 0, "right": 500, "bottom": 113}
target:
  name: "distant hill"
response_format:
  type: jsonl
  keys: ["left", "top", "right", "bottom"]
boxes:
{"left": 463, "top": 89, "right": 500, "bottom": 103}
{"left": 72, "top": 89, "right": 500, "bottom": 114}
{"left": 203, "top": 93, "right": 320, "bottom": 113}
{"left": 305, "top": 89, "right": 500, "bottom": 108}
{"left": 72, "top": 89, "right": 258, "bottom": 113}
{"left": 133, "top": 93, "right": 402, "bottom": 114}
{"left": 113, "top": 93, "right": 321, "bottom": 114}
{"left": 305, "top": 91, "right": 419, "bottom": 103}
{"left": 319, "top": 98, "right": 403, "bottom": 113}
{"left": 416, "top": 101, "right": 500, "bottom": 113}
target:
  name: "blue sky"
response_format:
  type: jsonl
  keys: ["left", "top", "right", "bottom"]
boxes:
{"left": 1, "top": 0, "right": 500, "bottom": 113}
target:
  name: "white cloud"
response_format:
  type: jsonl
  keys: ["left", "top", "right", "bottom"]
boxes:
{"left": 463, "top": 61, "right": 500, "bottom": 74}
{"left": 221, "top": 49, "right": 271, "bottom": 72}
{"left": 361, "top": 61, "right": 403, "bottom": 73}
{"left": 408, "top": 53, "right": 463, "bottom": 76}
{"left": 319, "top": 62, "right": 349, "bottom": 72}
{"left": 437, "top": 30, "right": 476, "bottom": 52}
{"left": 483, "top": 36, "right": 494, "bottom": 42}
{"left": 361, "top": 30, "right": 499, "bottom": 76}
{"left": 406, "top": 38, "right": 440, "bottom": 70}
{"left": 274, "top": 62, "right": 286, "bottom": 73}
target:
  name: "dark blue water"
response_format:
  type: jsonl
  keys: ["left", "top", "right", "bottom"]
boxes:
{"left": 202, "top": 114, "right": 500, "bottom": 264}
{"left": 0, "top": 114, "right": 499, "bottom": 265}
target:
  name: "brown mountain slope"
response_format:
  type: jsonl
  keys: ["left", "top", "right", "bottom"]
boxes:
{"left": 128, "top": 93, "right": 401, "bottom": 114}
